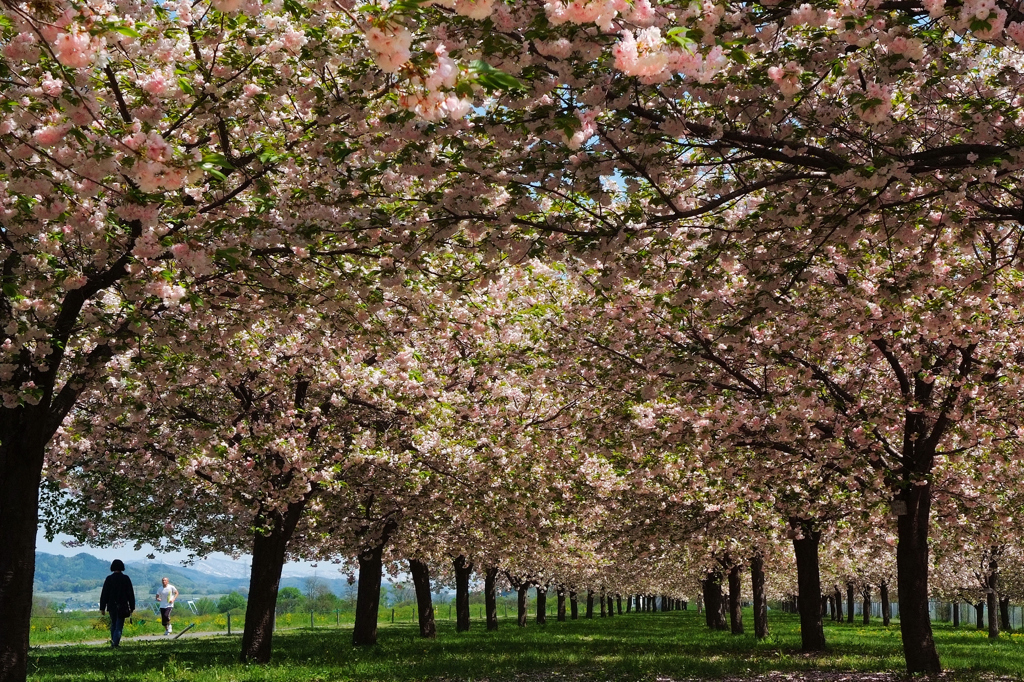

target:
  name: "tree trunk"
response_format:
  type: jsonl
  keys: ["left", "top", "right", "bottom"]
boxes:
{"left": 586, "top": 590, "right": 595, "bottom": 619}
{"left": 607, "top": 593, "right": 614, "bottom": 618}
{"left": 617, "top": 594, "right": 622, "bottom": 614}
{"left": 626, "top": 594, "right": 632, "bottom": 613}
{"left": 791, "top": 519, "right": 826, "bottom": 651}
{"left": 702, "top": 573, "right": 727, "bottom": 630}
{"left": 600, "top": 593, "right": 606, "bottom": 617}
{"left": 557, "top": 586, "right": 566, "bottom": 622}
{"left": 241, "top": 501, "right": 307, "bottom": 662}
{"left": 863, "top": 585, "right": 871, "bottom": 625}
{"left": 410, "top": 559, "right": 436, "bottom": 639}
{"left": 881, "top": 582, "right": 891, "bottom": 626}
{"left": 987, "top": 555, "right": 999, "bottom": 639}
{"left": 1000, "top": 596, "right": 1010, "bottom": 632}
{"left": 846, "top": 582, "right": 855, "bottom": 623}
{"left": 951, "top": 599, "right": 958, "bottom": 628}
{"left": 728, "top": 564, "right": 743, "bottom": 635}
{"left": 0, "top": 408, "right": 47, "bottom": 682}
{"left": 484, "top": 566, "right": 498, "bottom": 631}
{"left": 536, "top": 586, "right": 547, "bottom": 624}
{"left": 353, "top": 527, "right": 394, "bottom": 646}
{"left": 835, "top": 586, "right": 843, "bottom": 622}
{"left": 517, "top": 584, "right": 529, "bottom": 627}
{"left": 895, "top": 481, "right": 941, "bottom": 673}
{"left": 976, "top": 602, "right": 985, "bottom": 630}
{"left": 751, "top": 554, "right": 769, "bottom": 640}
{"left": 828, "top": 594, "right": 836, "bottom": 621}
{"left": 453, "top": 555, "right": 472, "bottom": 632}
{"left": 820, "top": 595, "right": 829, "bottom": 618}
{"left": 570, "top": 591, "right": 579, "bottom": 619}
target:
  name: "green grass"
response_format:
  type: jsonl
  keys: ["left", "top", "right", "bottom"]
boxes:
{"left": 28, "top": 610, "right": 1024, "bottom": 681}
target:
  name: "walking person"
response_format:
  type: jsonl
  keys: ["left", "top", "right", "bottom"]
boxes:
{"left": 99, "top": 560, "right": 135, "bottom": 648}
{"left": 156, "top": 577, "right": 179, "bottom": 635}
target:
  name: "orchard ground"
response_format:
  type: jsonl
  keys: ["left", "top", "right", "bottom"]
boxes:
{"left": 28, "top": 611, "right": 1024, "bottom": 681}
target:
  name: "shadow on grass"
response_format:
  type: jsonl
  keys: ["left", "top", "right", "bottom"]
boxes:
{"left": 28, "top": 611, "right": 1024, "bottom": 681}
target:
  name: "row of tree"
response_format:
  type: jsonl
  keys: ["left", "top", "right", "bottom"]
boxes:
{"left": 5, "top": 0, "right": 1024, "bottom": 680}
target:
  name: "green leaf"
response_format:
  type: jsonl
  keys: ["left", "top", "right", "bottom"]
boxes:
{"left": 111, "top": 25, "right": 141, "bottom": 38}
{"left": 470, "top": 60, "right": 526, "bottom": 93}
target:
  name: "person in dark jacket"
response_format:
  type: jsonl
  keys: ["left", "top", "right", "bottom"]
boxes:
{"left": 99, "top": 559, "right": 135, "bottom": 647}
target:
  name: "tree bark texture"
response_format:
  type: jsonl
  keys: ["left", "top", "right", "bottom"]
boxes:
{"left": 536, "top": 586, "right": 547, "bottom": 624}
{"left": 453, "top": 555, "right": 473, "bottom": 632}
{"left": 728, "top": 564, "right": 744, "bottom": 635}
{"left": 353, "top": 523, "right": 396, "bottom": 646}
{"left": 988, "top": 556, "right": 999, "bottom": 639}
{"left": 241, "top": 500, "right": 308, "bottom": 662}
{"left": 410, "top": 559, "right": 436, "bottom": 639}
{"left": 517, "top": 584, "right": 529, "bottom": 627}
{"left": 0, "top": 407, "right": 47, "bottom": 682}
{"left": 600, "top": 593, "right": 606, "bottom": 617}
{"left": 951, "top": 599, "right": 958, "bottom": 628}
{"left": 862, "top": 585, "right": 871, "bottom": 625}
{"left": 1000, "top": 596, "right": 1010, "bottom": 632}
{"left": 586, "top": 590, "right": 595, "bottom": 619}
{"left": 835, "top": 586, "right": 843, "bottom": 622}
{"left": 791, "top": 519, "right": 826, "bottom": 651}
{"left": 976, "top": 602, "right": 985, "bottom": 630}
{"left": 881, "top": 582, "right": 892, "bottom": 626}
{"left": 846, "top": 582, "right": 855, "bottom": 623}
{"left": 702, "top": 572, "right": 728, "bottom": 630}
{"left": 751, "top": 554, "right": 769, "bottom": 640}
{"left": 895, "top": 482, "right": 941, "bottom": 673}
{"left": 570, "top": 591, "right": 579, "bottom": 619}
{"left": 617, "top": 594, "right": 622, "bottom": 614}
{"left": 484, "top": 566, "right": 498, "bottom": 631}
{"left": 557, "top": 586, "right": 566, "bottom": 622}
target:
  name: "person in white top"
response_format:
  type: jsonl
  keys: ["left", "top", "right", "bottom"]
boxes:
{"left": 156, "top": 577, "right": 179, "bottom": 635}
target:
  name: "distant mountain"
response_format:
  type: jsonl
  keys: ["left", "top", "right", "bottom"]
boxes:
{"left": 34, "top": 552, "right": 358, "bottom": 601}
{"left": 33, "top": 552, "right": 248, "bottom": 597}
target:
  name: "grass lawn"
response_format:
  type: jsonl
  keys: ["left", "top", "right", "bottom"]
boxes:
{"left": 28, "top": 610, "right": 1024, "bottom": 681}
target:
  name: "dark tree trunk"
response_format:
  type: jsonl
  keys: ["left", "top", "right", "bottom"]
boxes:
{"left": 557, "top": 586, "right": 566, "bottom": 622}
{"left": 863, "top": 585, "right": 871, "bottom": 625}
{"left": 570, "top": 591, "right": 579, "bottom": 619}
{"left": 600, "top": 593, "right": 606, "bottom": 617}
{"left": 791, "top": 519, "right": 826, "bottom": 651}
{"left": 410, "top": 559, "right": 436, "bottom": 639}
{"left": 728, "top": 564, "right": 744, "bottom": 635}
{"left": 976, "top": 602, "right": 985, "bottom": 630}
{"left": 517, "top": 584, "right": 529, "bottom": 627}
{"left": 951, "top": 599, "right": 958, "bottom": 628}
{"left": 820, "top": 595, "right": 829, "bottom": 618}
{"left": 828, "top": 594, "right": 836, "bottom": 621}
{"left": 988, "top": 556, "right": 999, "bottom": 639}
{"left": 0, "top": 407, "right": 47, "bottom": 682}
{"left": 616, "top": 594, "right": 622, "bottom": 614}
{"left": 626, "top": 594, "right": 632, "bottom": 613}
{"left": 241, "top": 501, "right": 307, "bottom": 662}
{"left": 453, "top": 555, "right": 473, "bottom": 632}
{"left": 846, "top": 582, "right": 855, "bottom": 623}
{"left": 607, "top": 593, "right": 614, "bottom": 618}
{"left": 484, "top": 566, "right": 498, "bottom": 631}
{"left": 751, "top": 554, "right": 769, "bottom": 640}
{"left": 702, "top": 573, "right": 727, "bottom": 630}
{"left": 353, "top": 524, "right": 395, "bottom": 646}
{"left": 895, "top": 482, "right": 941, "bottom": 673}
{"left": 536, "top": 586, "right": 547, "bottom": 624}
{"left": 881, "top": 582, "right": 891, "bottom": 626}
{"left": 586, "top": 590, "right": 595, "bottom": 618}
{"left": 661, "top": 594, "right": 668, "bottom": 612}
{"left": 835, "top": 586, "right": 843, "bottom": 622}
{"left": 1000, "top": 596, "right": 1011, "bottom": 632}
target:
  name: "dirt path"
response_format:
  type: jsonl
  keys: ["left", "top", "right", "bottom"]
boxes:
{"left": 33, "top": 628, "right": 233, "bottom": 648}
